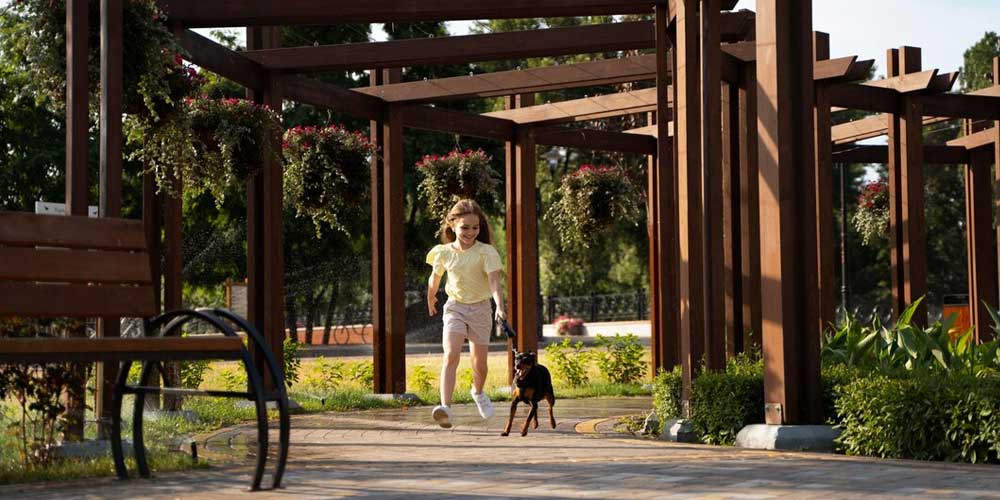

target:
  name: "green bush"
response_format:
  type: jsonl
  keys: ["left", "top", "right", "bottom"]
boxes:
{"left": 689, "top": 354, "right": 764, "bottom": 445}
{"left": 593, "top": 334, "right": 646, "bottom": 384}
{"left": 283, "top": 337, "right": 302, "bottom": 388}
{"left": 410, "top": 365, "right": 435, "bottom": 393}
{"left": 545, "top": 338, "right": 591, "bottom": 387}
{"left": 835, "top": 373, "right": 1000, "bottom": 463}
{"left": 651, "top": 366, "right": 682, "bottom": 425}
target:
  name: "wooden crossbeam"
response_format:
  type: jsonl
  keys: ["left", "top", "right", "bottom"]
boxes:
{"left": 284, "top": 76, "right": 384, "bottom": 121}
{"left": 177, "top": 30, "right": 266, "bottom": 91}
{"left": 864, "top": 69, "right": 938, "bottom": 93}
{"left": 356, "top": 55, "right": 658, "bottom": 104}
{"left": 831, "top": 144, "right": 969, "bottom": 164}
{"left": 919, "top": 93, "right": 1000, "bottom": 120}
{"left": 160, "top": 0, "right": 740, "bottom": 27}
{"left": 948, "top": 126, "right": 997, "bottom": 150}
{"left": 400, "top": 105, "right": 514, "bottom": 141}
{"left": 831, "top": 115, "right": 951, "bottom": 145}
{"left": 483, "top": 88, "right": 663, "bottom": 125}
{"left": 533, "top": 126, "right": 656, "bottom": 154}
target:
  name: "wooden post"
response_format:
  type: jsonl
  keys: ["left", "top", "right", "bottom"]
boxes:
{"left": 721, "top": 80, "right": 743, "bottom": 356}
{"left": 515, "top": 125, "right": 539, "bottom": 356}
{"left": 381, "top": 102, "right": 407, "bottom": 394}
{"left": 813, "top": 32, "right": 836, "bottom": 334}
{"left": 64, "top": 0, "right": 89, "bottom": 442}
{"left": 370, "top": 68, "right": 401, "bottom": 393}
{"left": 701, "top": 0, "right": 726, "bottom": 370}
{"left": 96, "top": 0, "right": 123, "bottom": 439}
{"left": 674, "top": 0, "right": 705, "bottom": 407}
{"left": 756, "top": 0, "right": 823, "bottom": 425}
{"left": 887, "top": 47, "right": 928, "bottom": 326}
{"left": 739, "top": 61, "right": 762, "bottom": 348}
{"left": 247, "top": 27, "right": 285, "bottom": 392}
{"left": 966, "top": 147, "right": 998, "bottom": 343}
{"left": 649, "top": 5, "right": 679, "bottom": 374}
{"left": 994, "top": 57, "right": 1000, "bottom": 332}
{"left": 506, "top": 93, "right": 534, "bottom": 382}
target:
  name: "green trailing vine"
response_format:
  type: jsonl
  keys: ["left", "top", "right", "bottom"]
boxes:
{"left": 852, "top": 179, "right": 889, "bottom": 247}
{"left": 415, "top": 149, "right": 502, "bottom": 220}
{"left": 545, "top": 164, "right": 642, "bottom": 249}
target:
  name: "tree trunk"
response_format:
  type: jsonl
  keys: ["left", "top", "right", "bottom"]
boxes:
{"left": 322, "top": 282, "right": 339, "bottom": 345}
{"left": 286, "top": 294, "right": 298, "bottom": 343}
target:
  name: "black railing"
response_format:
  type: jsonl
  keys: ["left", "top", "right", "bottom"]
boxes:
{"left": 543, "top": 289, "right": 649, "bottom": 324}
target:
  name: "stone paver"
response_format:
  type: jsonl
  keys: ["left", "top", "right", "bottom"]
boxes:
{"left": 7, "top": 397, "right": 1000, "bottom": 499}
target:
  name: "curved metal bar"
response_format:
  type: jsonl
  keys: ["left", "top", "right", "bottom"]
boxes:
{"left": 132, "top": 360, "right": 161, "bottom": 478}
{"left": 239, "top": 340, "right": 270, "bottom": 491}
{"left": 210, "top": 307, "right": 291, "bottom": 489}
{"left": 110, "top": 359, "right": 133, "bottom": 480}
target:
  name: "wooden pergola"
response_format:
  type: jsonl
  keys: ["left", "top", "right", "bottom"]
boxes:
{"left": 72, "top": 0, "right": 1000, "bottom": 427}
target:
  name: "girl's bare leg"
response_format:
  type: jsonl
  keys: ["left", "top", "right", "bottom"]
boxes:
{"left": 470, "top": 342, "right": 489, "bottom": 394}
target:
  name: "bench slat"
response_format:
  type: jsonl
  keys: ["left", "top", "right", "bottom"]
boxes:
{"left": 0, "top": 282, "right": 157, "bottom": 318}
{"left": 0, "top": 337, "right": 245, "bottom": 363}
{"left": 0, "top": 212, "right": 147, "bottom": 251}
{"left": 0, "top": 247, "right": 151, "bottom": 284}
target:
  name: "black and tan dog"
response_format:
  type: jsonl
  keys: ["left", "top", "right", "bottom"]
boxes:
{"left": 501, "top": 349, "right": 556, "bottom": 436}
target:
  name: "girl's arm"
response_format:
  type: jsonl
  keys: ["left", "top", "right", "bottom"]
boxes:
{"left": 427, "top": 271, "right": 443, "bottom": 316}
{"left": 488, "top": 270, "right": 506, "bottom": 322}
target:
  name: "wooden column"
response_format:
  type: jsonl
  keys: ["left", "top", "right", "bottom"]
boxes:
{"left": 887, "top": 47, "right": 927, "bottom": 326}
{"left": 370, "top": 68, "right": 401, "bottom": 393}
{"left": 721, "top": 80, "right": 744, "bottom": 356}
{"left": 994, "top": 57, "right": 1000, "bottom": 331}
{"left": 247, "top": 27, "right": 285, "bottom": 392}
{"left": 506, "top": 93, "right": 534, "bottom": 381}
{"left": 64, "top": 0, "right": 89, "bottom": 442}
{"left": 96, "top": 0, "right": 123, "bottom": 439}
{"left": 756, "top": 0, "right": 823, "bottom": 425}
{"left": 813, "top": 32, "right": 836, "bottom": 333}
{"left": 739, "top": 63, "right": 763, "bottom": 348}
{"left": 649, "top": 5, "right": 679, "bottom": 374}
{"left": 701, "top": 0, "right": 726, "bottom": 371}
{"left": 674, "top": 0, "right": 705, "bottom": 406}
{"left": 514, "top": 125, "right": 539, "bottom": 356}
{"left": 966, "top": 147, "right": 997, "bottom": 343}
{"left": 381, "top": 103, "right": 407, "bottom": 394}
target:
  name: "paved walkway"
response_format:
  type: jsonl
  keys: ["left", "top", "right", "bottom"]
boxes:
{"left": 9, "top": 397, "right": 1000, "bottom": 499}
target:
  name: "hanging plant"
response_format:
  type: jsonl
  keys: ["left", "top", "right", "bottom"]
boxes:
{"left": 415, "top": 149, "right": 502, "bottom": 220}
{"left": 9, "top": 0, "right": 186, "bottom": 118}
{"left": 853, "top": 179, "right": 890, "bottom": 247}
{"left": 282, "top": 125, "right": 376, "bottom": 235}
{"left": 545, "top": 164, "right": 642, "bottom": 249}
{"left": 130, "top": 96, "right": 282, "bottom": 203}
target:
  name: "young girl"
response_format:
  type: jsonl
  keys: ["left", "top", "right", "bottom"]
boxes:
{"left": 426, "top": 199, "right": 506, "bottom": 428}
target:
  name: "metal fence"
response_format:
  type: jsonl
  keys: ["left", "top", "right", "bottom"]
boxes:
{"left": 542, "top": 290, "right": 649, "bottom": 324}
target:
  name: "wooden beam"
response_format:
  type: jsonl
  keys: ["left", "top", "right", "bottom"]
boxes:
{"left": 756, "top": 0, "right": 823, "bottom": 425}
{"left": 919, "top": 92, "right": 1000, "bottom": 120}
{"left": 158, "top": 0, "right": 663, "bottom": 26}
{"left": 965, "top": 147, "right": 998, "bottom": 343}
{"left": 831, "top": 145, "right": 970, "bottom": 165}
{"left": 722, "top": 80, "right": 744, "bottom": 356}
{"left": 514, "top": 126, "right": 539, "bottom": 355}
{"left": 484, "top": 88, "right": 663, "bottom": 125}
{"left": 245, "top": 22, "right": 655, "bottom": 72}
{"left": 826, "top": 82, "right": 899, "bottom": 113}
{"left": 383, "top": 103, "right": 407, "bottom": 394}
{"left": 650, "top": 6, "right": 679, "bottom": 373}
{"left": 832, "top": 115, "right": 951, "bottom": 145}
{"left": 356, "top": 55, "right": 658, "bottom": 104}
{"left": 624, "top": 122, "right": 674, "bottom": 137}
{"left": 948, "top": 126, "right": 996, "bottom": 150}
{"left": 532, "top": 127, "right": 656, "bottom": 155}
{"left": 738, "top": 61, "right": 762, "bottom": 356}
{"left": 702, "top": 0, "right": 726, "bottom": 371}
{"left": 674, "top": 0, "right": 704, "bottom": 406}
{"left": 813, "top": 31, "right": 836, "bottom": 338}
{"left": 505, "top": 93, "right": 532, "bottom": 383}
{"left": 176, "top": 29, "right": 266, "bottom": 91}
{"left": 401, "top": 105, "right": 514, "bottom": 141}
{"left": 865, "top": 69, "right": 938, "bottom": 93}
{"left": 283, "top": 76, "right": 384, "bottom": 121}
{"left": 66, "top": 0, "right": 89, "bottom": 217}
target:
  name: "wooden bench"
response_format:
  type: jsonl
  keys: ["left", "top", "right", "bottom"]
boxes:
{"left": 0, "top": 211, "right": 289, "bottom": 491}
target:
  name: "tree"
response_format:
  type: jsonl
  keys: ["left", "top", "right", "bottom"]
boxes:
{"left": 961, "top": 31, "right": 1000, "bottom": 92}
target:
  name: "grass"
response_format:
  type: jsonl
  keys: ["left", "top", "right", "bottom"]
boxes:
{"left": 0, "top": 343, "right": 652, "bottom": 484}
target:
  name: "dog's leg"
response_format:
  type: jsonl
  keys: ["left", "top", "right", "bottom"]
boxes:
{"left": 521, "top": 401, "right": 538, "bottom": 436}
{"left": 532, "top": 408, "right": 539, "bottom": 429}
{"left": 545, "top": 392, "right": 556, "bottom": 429}
{"left": 500, "top": 400, "right": 518, "bottom": 436}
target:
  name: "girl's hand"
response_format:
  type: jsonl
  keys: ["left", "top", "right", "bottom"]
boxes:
{"left": 428, "top": 295, "right": 438, "bottom": 316}
{"left": 494, "top": 308, "right": 506, "bottom": 323}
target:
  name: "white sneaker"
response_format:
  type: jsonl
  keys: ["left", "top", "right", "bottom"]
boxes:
{"left": 471, "top": 389, "right": 494, "bottom": 419}
{"left": 432, "top": 405, "right": 453, "bottom": 428}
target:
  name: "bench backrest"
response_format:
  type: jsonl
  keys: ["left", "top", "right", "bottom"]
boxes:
{"left": 0, "top": 211, "right": 156, "bottom": 318}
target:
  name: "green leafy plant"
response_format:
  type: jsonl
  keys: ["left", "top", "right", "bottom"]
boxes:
{"left": 282, "top": 124, "right": 376, "bottom": 235}
{"left": 216, "top": 365, "right": 248, "bottom": 392}
{"left": 689, "top": 353, "right": 764, "bottom": 445}
{"left": 592, "top": 334, "right": 646, "bottom": 384}
{"left": 415, "top": 149, "right": 502, "bottom": 220}
{"left": 544, "top": 338, "right": 591, "bottom": 387}
{"left": 852, "top": 179, "right": 889, "bottom": 247}
{"left": 545, "top": 164, "right": 642, "bottom": 248}
{"left": 651, "top": 366, "right": 683, "bottom": 424}
{"left": 348, "top": 361, "right": 374, "bottom": 389}
{"left": 282, "top": 337, "right": 302, "bottom": 388}
{"left": 300, "top": 356, "right": 346, "bottom": 391}
{"left": 409, "top": 365, "right": 435, "bottom": 393}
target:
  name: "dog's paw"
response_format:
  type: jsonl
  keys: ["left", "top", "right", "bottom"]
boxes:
{"left": 500, "top": 431, "right": 509, "bottom": 436}
{"left": 520, "top": 431, "right": 528, "bottom": 436}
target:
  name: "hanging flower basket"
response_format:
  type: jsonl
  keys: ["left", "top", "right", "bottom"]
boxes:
{"left": 415, "top": 149, "right": 502, "bottom": 220}
{"left": 545, "top": 164, "right": 642, "bottom": 248}
{"left": 282, "top": 125, "right": 377, "bottom": 235}
{"left": 852, "top": 179, "right": 889, "bottom": 247}
{"left": 10, "top": 0, "right": 188, "bottom": 119}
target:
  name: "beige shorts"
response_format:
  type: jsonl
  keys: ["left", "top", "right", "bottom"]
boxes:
{"left": 442, "top": 299, "right": 492, "bottom": 348}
